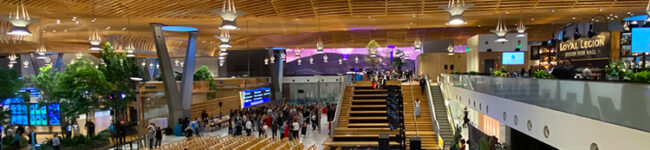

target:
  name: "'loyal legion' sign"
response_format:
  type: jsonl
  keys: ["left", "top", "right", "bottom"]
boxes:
{"left": 558, "top": 32, "right": 610, "bottom": 59}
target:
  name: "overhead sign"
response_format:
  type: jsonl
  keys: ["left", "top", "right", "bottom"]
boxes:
{"left": 557, "top": 32, "right": 610, "bottom": 59}
{"left": 240, "top": 87, "right": 271, "bottom": 108}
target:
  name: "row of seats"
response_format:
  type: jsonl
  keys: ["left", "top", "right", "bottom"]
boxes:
{"left": 147, "top": 135, "right": 311, "bottom": 150}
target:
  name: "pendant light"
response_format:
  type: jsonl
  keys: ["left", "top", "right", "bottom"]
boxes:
{"left": 219, "top": 48, "right": 229, "bottom": 56}
{"left": 125, "top": 17, "right": 135, "bottom": 57}
{"left": 4, "top": 1, "right": 36, "bottom": 36}
{"left": 447, "top": 44, "right": 455, "bottom": 55}
{"left": 515, "top": 0, "right": 527, "bottom": 37}
{"left": 75, "top": 52, "right": 84, "bottom": 59}
{"left": 23, "top": 60, "right": 29, "bottom": 68}
{"left": 354, "top": 56, "right": 359, "bottom": 64}
{"left": 338, "top": 59, "right": 343, "bottom": 65}
{"left": 8, "top": 53, "right": 18, "bottom": 64}
{"left": 281, "top": 53, "right": 286, "bottom": 60}
{"left": 323, "top": 55, "right": 328, "bottom": 63}
{"left": 440, "top": 0, "right": 473, "bottom": 25}
{"left": 264, "top": 58, "right": 269, "bottom": 65}
{"left": 297, "top": 59, "right": 302, "bottom": 65}
{"left": 174, "top": 59, "right": 180, "bottom": 66}
{"left": 413, "top": 15, "right": 422, "bottom": 52}
{"left": 213, "top": 0, "right": 246, "bottom": 30}
{"left": 414, "top": 39, "right": 422, "bottom": 52}
{"left": 219, "top": 59, "right": 225, "bottom": 67}
{"left": 141, "top": 62, "right": 146, "bottom": 67}
{"left": 491, "top": 16, "right": 509, "bottom": 42}
{"left": 316, "top": 38, "right": 324, "bottom": 54}
{"left": 295, "top": 49, "right": 301, "bottom": 58}
{"left": 309, "top": 57, "right": 314, "bottom": 64}
{"left": 270, "top": 56, "right": 275, "bottom": 64}
{"left": 36, "top": 44, "right": 47, "bottom": 59}
{"left": 8, "top": 63, "right": 14, "bottom": 68}
{"left": 215, "top": 30, "right": 232, "bottom": 48}
{"left": 89, "top": 30, "right": 102, "bottom": 50}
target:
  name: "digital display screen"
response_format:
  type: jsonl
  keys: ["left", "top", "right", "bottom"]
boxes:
{"left": 10, "top": 103, "right": 61, "bottom": 126}
{"left": 502, "top": 52, "right": 525, "bottom": 65}
{"left": 632, "top": 28, "right": 650, "bottom": 53}
{"left": 240, "top": 87, "right": 271, "bottom": 108}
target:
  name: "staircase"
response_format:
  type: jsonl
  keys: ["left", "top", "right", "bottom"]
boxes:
{"left": 326, "top": 82, "right": 400, "bottom": 149}
{"left": 430, "top": 85, "right": 454, "bottom": 148}
{"left": 402, "top": 84, "right": 438, "bottom": 150}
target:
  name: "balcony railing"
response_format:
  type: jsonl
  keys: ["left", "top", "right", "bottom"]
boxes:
{"left": 440, "top": 74, "right": 650, "bottom": 132}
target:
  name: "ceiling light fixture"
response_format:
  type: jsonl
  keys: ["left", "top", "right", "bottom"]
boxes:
{"left": 414, "top": 38, "right": 422, "bottom": 52}
{"left": 23, "top": 61, "right": 29, "bottom": 68}
{"left": 125, "top": 44, "right": 136, "bottom": 57}
{"left": 491, "top": 16, "right": 509, "bottom": 42}
{"left": 270, "top": 56, "right": 275, "bottom": 64}
{"left": 36, "top": 45, "right": 47, "bottom": 59}
{"left": 215, "top": 30, "right": 232, "bottom": 48}
{"left": 4, "top": 2, "right": 37, "bottom": 36}
{"left": 354, "top": 56, "right": 359, "bottom": 64}
{"left": 75, "top": 52, "right": 83, "bottom": 59}
{"left": 316, "top": 15, "right": 324, "bottom": 54}
{"left": 323, "top": 55, "right": 328, "bottom": 63}
{"left": 213, "top": 0, "right": 246, "bottom": 30}
{"left": 88, "top": 30, "right": 102, "bottom": 50}
{"left": 516, "top": 0, "right": 527, "bottom": 38}
{"left": 440, "top": 0, "right": 473, "bottom": 25}
{"left": 8, "top": 53, "right": 18, "bottom": 64}
{"left": 338, "top": 59, "right": 343, "bottom": 65}
{"left": 297, "top": 59, "right": 302, "bottom": 65}
{"left": 447, "top": 44, "right": 454, "bottom": 55}
{"left": 309, "top": 57, "right": 314, "bottom": 64}
{"left": 414, "top": 15, "right": 422, "bottom": 52}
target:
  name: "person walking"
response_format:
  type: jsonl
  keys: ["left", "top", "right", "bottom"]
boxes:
{"left": 272, "top": 119, "right": 279, "bottom": 139}
{"left": 52, "top": 133, "right": 61, "bottom": 150}
{"left": 419, "top": 76, "right": 426, "bottom": 93}
{"left": 147, "top": 123, "right": 156, "bottom": 149}
{"left": 155, "top": 127, "right": 163, "bottom": 147}
{"left": 415, "top": 99, "right": 421, "bottom": 117}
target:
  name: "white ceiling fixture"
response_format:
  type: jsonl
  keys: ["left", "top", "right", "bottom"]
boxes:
{"left": 36, "top": 45, "right": 47, "bottom": 59}
{"left": 516, "top": 1, "right": 527, "bottom": 38}
{"left": 215, "top": 30, "right": 232, "bottom": 48}
{"left": 23, "top": 61, "right": 29, "bottom": 68}
{"left": 125, "top": 44, "right": 136, "bottom": 57}
{"left": 323, "top": 55, "right": 328, "bottom": 63}
{"left": 447, "top": 44, "right": 454, "bottom": 55}
{"left": 75, "top": 52, "right": 83, "bottom": 59}
{"left": 88, "top": 30, "right": 102, "bottom": 50}
{"left": 270, "top": 56, "right": 276, "bottom": 64}
{"left": 413, "top": 38, "right": 422, "bottom": 52}
{"left": 295, "top": 49, "right": 301, "bottom": 58}
{"left": 297, "top": 59, "right": 302, "bottom": 65}
{"left": 214, "top": 0, "right": 246, "bottom": 30}
{"left": 491, "top": 16, "right": 509, "bottom": 42}
{"left": 174, "top": 59, "right": 180, "bottom": 66}
{"left": 354, "top": 56, "right": 359, "bottom": 64}
{"left": 309, "top": 57, "right": 314, "bottom": 64}
{"left": 219, "top": 48, "right": 228, "bottom": 56}
{"left": 8, "top": 53, "right": 18, "bottom": 64}
{"left": 141, "top": 62, "right": 146, "bottom": 67}
{"left": 440, "top": 0, "right": 473, "bottom": 25}
{"left": 4, "top": 1, "right": 37, "bottom": 36}
{"left": 281, "top": 53, "right": 286, "bottom": 60}
{"left": 338, "top": 59, "right": 342, "bottom": 65}
{"left": 8, "top": 63, "right": 14, "bottom": 68}
{"left": 316, "top": 38, "right": 324, "bottom": 54}
{"left": 264, "top": 58, "right": 269, "bottom": 65}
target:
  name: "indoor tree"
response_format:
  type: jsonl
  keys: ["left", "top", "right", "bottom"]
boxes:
{"left": 31, "top": 65, "right": 62, "bottom": 103}
{"left": 57, "top": 58, "right": 112, "bottom": 138}
{"left": 0, "top": 68, "right": 23, "bottom": 126}
{"left": 194, "top": 65, "right": 217, "bottom": 99}
{"left": 98, "top": 42, "right": 144, "bottom": 124}
{"left": 392, "top": 49, "right": 406, "bottom": 71}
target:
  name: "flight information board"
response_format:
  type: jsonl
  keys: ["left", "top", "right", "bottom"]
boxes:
{"left": 240, "top": 87, "right": 271, "bottom": 108}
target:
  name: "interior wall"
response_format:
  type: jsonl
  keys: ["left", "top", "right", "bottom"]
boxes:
{"left": 478, "top": 52, "right": 532, "bottom": 73}
{"left": 417, "top": 53, "right": 467, "bottom": 80}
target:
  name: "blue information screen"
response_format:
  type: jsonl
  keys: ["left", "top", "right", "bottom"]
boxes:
{"left": 241, "top": 87, "right": 271, "bottom": 108}
{"left": 502, "top": 52, "right": 525, "bottom": 65}
{"left": 10, "top": 103, "right": 61, "bottom": 126}
{"left": 632, "top": 28, "right": 650, "bottom": 53}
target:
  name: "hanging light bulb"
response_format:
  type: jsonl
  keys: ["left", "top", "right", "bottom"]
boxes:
{"left": 141, "top": 62, "right": 146, "bottom": 67}
{"left": 8, "top": 53, "right": 18, "bottom": 64}
{"left": 36, "top": 45, "right": 47, "bottom": 59}
{"left": 297, "top": 59, "right": 302, "bottom": 65}
{"left": 219, "top": 59, "right": 225, "bottom": 67}
{"left": 23, "top": 61, "right": 29, "bottom": 68}
{"left": 149, "top": 63, "right": 154, "bottom": 68}
{"left": 295, "top": 49, "right": 301, "bottom": 58}
{"left": 8, "top": 63, "right": 14, "bottom": 68}
{"left": 440, "top": 0, "right": 473, "bottom": 25}
{"left": 491, "top": 16, "right": 509, "bottom": 42}
{"left": 89, "top": 30, "right": 102, "bottom": 50}
{"left": 323, "top": 55, "right": 328, "bottom": 63}
{"left": 309, "top": 57, "right": 314, "bottom": 64}
{"left": 316, "top": 38, "right": 324, "bottom": 54}
{"left": 516, "top": 20, "right": 527, "bottom": 37}
{"left": 215, "top": 30, "right": 232, "bottom": 48}
{"left": 174, "top": 59, "right": 180, "bottom": 66}
{"left": 125, "top": 44, "right": 136, "bottom": 57}
{"left": 4, "top": 2, "right": 36, "bottom": 36}
{"left": 354, "top": 56, "right": 359, "bottom": 64}
{"left": 378, "top": 58, "right": 383, "bottom": 62}
{"left": 264, "top": 58, "right": 269, "bottom": 65}
{"left": 338, "top": 59, "right": 343, "bottom": 65}
{"left": 75, "top": 52, "right": 83, "bottom": 59}
{"left": 179, "top": 61, "right": 184, "bottom": 66}
{"left": 156, "top": 64, "right": 159, "bottom": 69}
{"left": 213, "top": 0, "right": 246, "bottom": 30}
{"left": 413, "top": 38, "right": 422, "bottom": 52}
{"left": 448, "top": 44, "right": 455, "bottom": 55}
{"left": 270, "top": 56, "right": 276, "bottom": 64}
{"left": 44, "top": 57, "right": 51, "bottom": 64}
{"left": 281, "top": 53, "right": 286, "bottom": 60}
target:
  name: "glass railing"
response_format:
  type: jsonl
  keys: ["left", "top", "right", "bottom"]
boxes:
{"left": 440, "top": 74, "right": 650, "bottom": 132}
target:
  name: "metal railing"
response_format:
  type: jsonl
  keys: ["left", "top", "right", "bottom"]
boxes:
{"left": 424, "top": 75, "right": 442, "bottom": 148}
{"left": 330, "top": 75, "right": 350, "bottom": 137}
{"left": 437, "top": 75, "right": 457, "bottom": 136}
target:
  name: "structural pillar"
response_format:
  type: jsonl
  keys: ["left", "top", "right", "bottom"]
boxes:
{"left": 179, "top": 31, "right": 198, "bottom": 117}
{"left": 267, "top": 48, "right": 284, "bottom": 102}
{"left": 150, "top": 23, "right": 184, "bottom": 127}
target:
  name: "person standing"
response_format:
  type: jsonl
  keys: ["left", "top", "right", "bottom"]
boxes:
{"left": 419, "top": 76, "right": 426, "bottom": 93}
{"left": 272, "top": 119, "right": 279, "bottom": 139}
{"left": 51, "top": 133, "right": 61, "bottom": 150}
{"left": 415, "top": 99, "right": 421, "bottom": 117}
{"left": 292, "top": 120, "right": 300, "bottom": 139}
{"left": 245, "top": 119, "right": 252, "bottom": 136}
{"left": 582, "top": 64, "right": 594, "bottom": 79}
{"left": 155, "top": 127, "right": 163, "bottom": 147}
{"left": 85, "top": 120, "right": 95, "bottom": 137}
{"left": 147, "top": 123, "right": 156, "bottom": 149}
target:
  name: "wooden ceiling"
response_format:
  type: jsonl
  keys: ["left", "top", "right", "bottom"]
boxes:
{"left": 0, "top": 0, "right": 648, "bottom": 56}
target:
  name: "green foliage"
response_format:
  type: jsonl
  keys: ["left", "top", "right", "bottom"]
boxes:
{"left": 41, "top": 130, "right": 111, "bottom": 150}
{"left": 533, "top": 70, "right": 554, "bottom": 79}
{"left": 0, "top": 68, "right": 23, "bottom": 100}
{"left": 2, "top": 134, "right": 28, "bottom": 149}
{"left": 98, "top": 42, "right": 144, "bottom": 120}
{"left": 629, "top": 71, "right": 650, "bottom": 83}
{"left": 58, "top": 59, "right": 112, "bottom": 122}
{"left": 604, "top": 61, "right": 627, "bottom": 77}
{"left": 492, "top": 70, "right": 505, "bottom": 77}
{"left": 32, "top": 65, "right": 63, "bottom": 103}
{"left": 194, "top": 66, "right": 218, "bottom": 99}
{"left": 391, "top": 49, "right": 406, "bottom": 70}
{"left": 469, "top": 71, "right": 479, "bottom": 75}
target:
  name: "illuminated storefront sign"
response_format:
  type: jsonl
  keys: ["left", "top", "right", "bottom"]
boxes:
{"left": 557, "top": 32, "right": 610, "bottom": 59}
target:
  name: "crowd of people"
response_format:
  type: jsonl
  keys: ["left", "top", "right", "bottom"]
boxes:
{"left": 227, "top": 102, "right": 337, "bottom": 140}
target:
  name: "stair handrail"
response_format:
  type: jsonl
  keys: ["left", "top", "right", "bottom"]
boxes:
{"left": 330, "top": 75, "right": 349, "bottom": 137}
{"left": 423, "top": 74, "right": 442, "bottom": 148}
{"left": 437, "top": 75, "right": 457, "bottom": 136}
